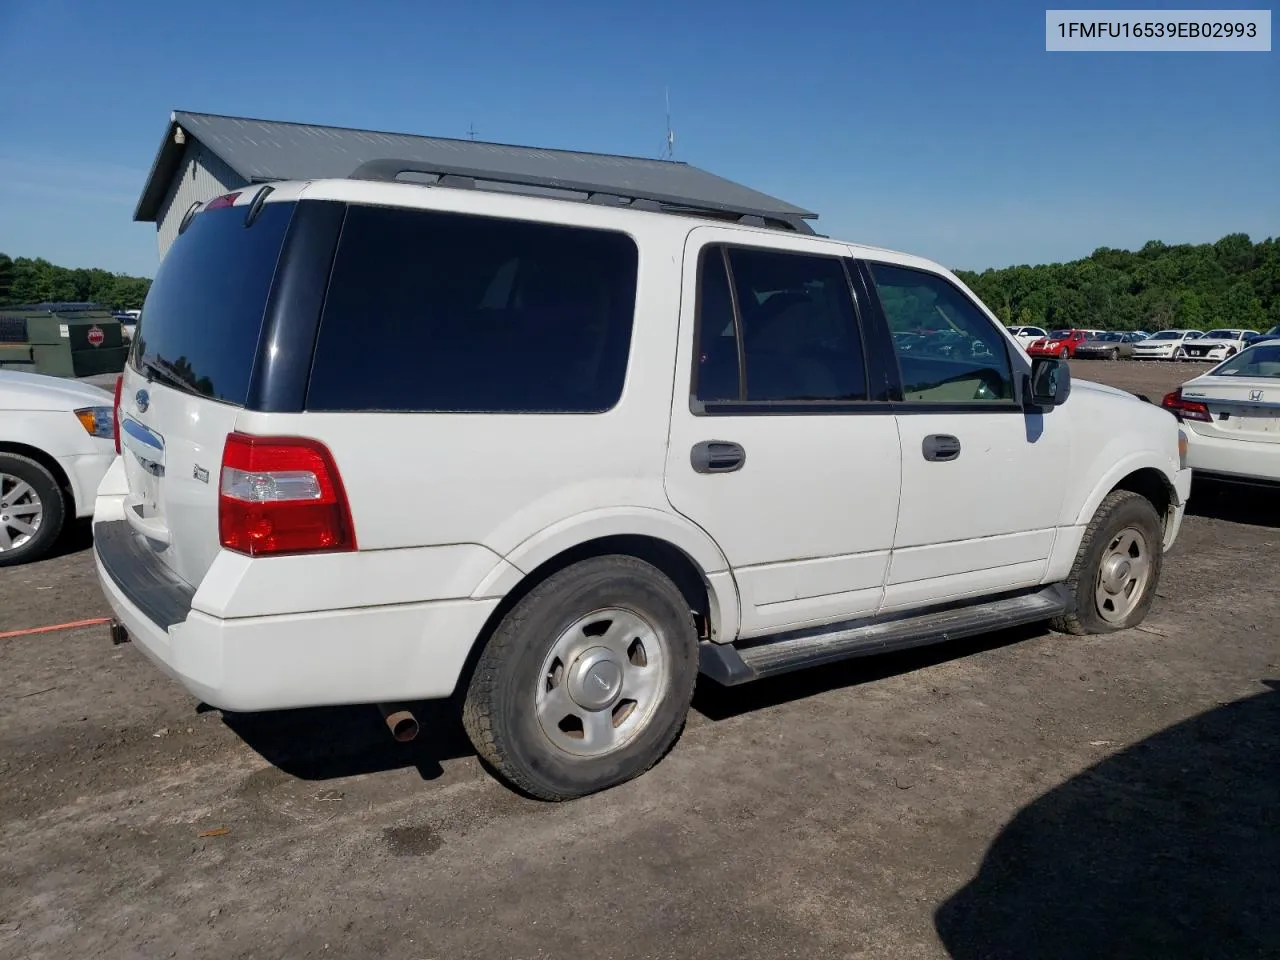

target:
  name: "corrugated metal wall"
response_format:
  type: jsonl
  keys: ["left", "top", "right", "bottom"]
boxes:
{"left": 154, "top": 142, "right": 248, "bottom": 258}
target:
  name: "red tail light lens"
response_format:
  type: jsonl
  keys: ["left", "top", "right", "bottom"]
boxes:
{"left": 1161, "top": 389, "right": 1212, "bottom": 423}
{"left": 218, "top": 433, "right": 356, "bottom": 557}
{"left": 112, "top": 375, "right": 124, "bottom": 455}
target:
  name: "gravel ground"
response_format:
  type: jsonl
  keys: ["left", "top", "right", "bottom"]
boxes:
{"left": 3, "top": 359, "right": 1276, "bottom": 959}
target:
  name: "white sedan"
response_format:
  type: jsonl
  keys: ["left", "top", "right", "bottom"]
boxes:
{"left": 1133, "top": 329, "right": 1203, "bottom": 361}
{"left": 1, "top": 370, "right": 117, "bottom": 564}
{"left": 1007, "top": 325, "right": 1047, "bottom": 349}
{"left": 1177, "top": 328, "right": 1259, "bottom": 362}
{"left": 1162, "top": 341, "right": 1280, "bottom": 486}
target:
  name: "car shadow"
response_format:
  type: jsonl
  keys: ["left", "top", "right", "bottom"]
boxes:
{"left": 1188, "top": 477, "right": 1280, "bottom": 528}
{"left": 43, "top": 517, "right": 95, "bottom": 560}
{"left": 219, "top": 698, "right": 473, "bottom": 782}
{"left": 220, "top": 625, "right": 1046, "bottom": 782}
{"left": 693, "top": 624, "right": 1045, "bottom": 721}
{"left": 935, "top": 682, "right": 1280, "bottom": 959}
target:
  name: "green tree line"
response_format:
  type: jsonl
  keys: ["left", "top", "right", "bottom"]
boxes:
{"left": 3, "top": 233, "right": 1278, "bottom": 331}
{"left": 957, "top": 233, "right": 1279, "bottom": 332}
{"left": 0, "top": 253, "right": 151, "bottom": 311}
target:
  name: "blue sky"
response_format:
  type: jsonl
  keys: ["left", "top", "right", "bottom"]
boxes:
{"left": 0, "top": 0, "right": 1275, "bottom": 278}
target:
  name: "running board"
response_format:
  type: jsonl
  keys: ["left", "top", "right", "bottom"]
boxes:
{"left": 699, "top": 585, "right": 1073, "bottom": 686}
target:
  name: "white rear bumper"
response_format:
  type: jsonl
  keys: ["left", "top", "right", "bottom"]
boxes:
{"left": 95, "top": 532, "right": 500, "bottom": 712}
{"left": 1185, "top": 431, "right": 1280, "bottom": 485}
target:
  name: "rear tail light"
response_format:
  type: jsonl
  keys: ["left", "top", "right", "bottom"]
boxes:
{"left": 218, "top": 433, "right": 356, "bottom": 557}
{"left": 112, "top": 375, "right": 124, "bottom": 454}
{"left": 1161, "top": 389, "right": 1212, "bottom": 423}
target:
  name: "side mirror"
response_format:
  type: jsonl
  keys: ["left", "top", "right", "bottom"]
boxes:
{"left": 1027, "top": 357, "right": 1071, "bottom": 408}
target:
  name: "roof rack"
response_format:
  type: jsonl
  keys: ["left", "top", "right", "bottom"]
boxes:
{"left": 348, "top": 159, "right": 816, "bottom": 235}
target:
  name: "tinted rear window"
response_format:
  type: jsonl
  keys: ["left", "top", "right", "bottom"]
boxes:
{"left": 131, "top": 202, "right": 294, "bottom": 405}
{"left": 306, "top": 205, "right": 638, "bottom": 413}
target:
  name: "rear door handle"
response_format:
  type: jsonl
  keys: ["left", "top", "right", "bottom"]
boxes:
{"left": 922, "top": 434, "right": 961, "bottom": 462}
{"left": 691, "top": 441, "right": 746, "bottom": 474}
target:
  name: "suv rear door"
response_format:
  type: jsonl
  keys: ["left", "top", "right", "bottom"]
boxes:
{"left": 115, "top": 197, "right": 301, "bottom": 587}
{"left": 664, "top": 228, "right": 902, "bottom": 638}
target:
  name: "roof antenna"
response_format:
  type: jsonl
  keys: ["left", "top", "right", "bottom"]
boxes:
{"left": 466, "top": 122, "right": 479, "bottom": 141}
{"left": 661, "top": 87, "right": 675, "bottom": 160}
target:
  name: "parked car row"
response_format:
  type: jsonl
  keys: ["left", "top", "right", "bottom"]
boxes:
{"left": 1009, "top": 325, "right": 1276, "bottom": 362}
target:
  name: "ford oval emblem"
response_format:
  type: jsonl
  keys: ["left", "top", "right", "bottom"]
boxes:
{"left": 135, "top": 389, "right": 150, "bottom": 413}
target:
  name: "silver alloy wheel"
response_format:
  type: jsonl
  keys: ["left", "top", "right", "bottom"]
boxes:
{"left": 535, "top": 607, "right": 671, "bottom": 758}
{"left": 0, "top": 473, "right": 43, "bottom": 553}
{"left": 1095, "top": 526, "right": 1151, "bottom": 624}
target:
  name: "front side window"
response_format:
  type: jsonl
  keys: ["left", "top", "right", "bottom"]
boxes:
{"left": 307, "top": 205, "right": 638, "bottom": 413}
{"left": 870, "top": 263, "right": 1014, "bottom": 403}
{"left": 693, "top": 245, "right": 868, "bottom": 404}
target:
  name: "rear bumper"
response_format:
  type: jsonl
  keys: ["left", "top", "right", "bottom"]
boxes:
{"left": 94, "top": 519, "right": 500, "bottom": 712}
{"left": 1185, "top": 431, "right": 1280, "bottom": 485}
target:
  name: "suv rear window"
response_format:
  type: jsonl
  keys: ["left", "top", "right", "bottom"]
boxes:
{"left": 306, "top": 205, "right": 639, "bottom": 413}
{"left": 130, "top": 202, "right": 295, "bottom": 405}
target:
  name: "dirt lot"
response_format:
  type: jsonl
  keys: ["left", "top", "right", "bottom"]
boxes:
{"left": 2, "top": 360, "right": 1277, "bottom": 959}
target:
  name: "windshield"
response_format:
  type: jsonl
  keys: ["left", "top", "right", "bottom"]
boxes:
{"left": 1049, "top": 329, "right": 1070, "bottom": 339}
{"left": 1204, "top": 329, "right": 1238, "bottom": 339}
{"left": 1148, "top": 331, "right": 1182, "bottom": 341}
{"left": 1096, "top": 332, "right": 1121, "bottom": 341}
{"left": 1266, "top": 325, "right": 1280, "bottom": 337}
{"left": 1213, "top": 344, "right": 1280, "bottom": 378}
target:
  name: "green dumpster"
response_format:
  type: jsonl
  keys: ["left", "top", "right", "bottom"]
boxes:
{"left": 0, "top": 302, "right": 129, "bottom": 378}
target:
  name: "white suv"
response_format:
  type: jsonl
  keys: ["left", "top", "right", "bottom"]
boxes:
{"left": 95, "top": 170, "right": 1192, "bottom": 800}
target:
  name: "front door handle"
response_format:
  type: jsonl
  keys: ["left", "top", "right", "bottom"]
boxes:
{"left": 922, "top": 434, "right": 961, "bottom": 462}
{"left": 691, "top": 440, "right": 746, "bottom": 474}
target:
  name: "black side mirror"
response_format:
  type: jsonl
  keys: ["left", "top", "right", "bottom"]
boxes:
{"left": 1027, "top": 357, "right": 1071, "bottom": 408}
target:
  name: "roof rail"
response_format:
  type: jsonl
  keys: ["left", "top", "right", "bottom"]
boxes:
{"left": 347, "top": 158, "right": 816, "bottom": 235}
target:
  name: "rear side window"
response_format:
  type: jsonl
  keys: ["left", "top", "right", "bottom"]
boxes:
{"left": 693, "top": 244, "right": 868, "bottom": 405}
{"left": 307, "top": 206, "right": 638, "bottom": 413}
{"left": 131, "top": 202, "right": 295, "bottom": 405}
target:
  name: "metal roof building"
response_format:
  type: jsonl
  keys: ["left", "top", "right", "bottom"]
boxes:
{"left": 135, "top": 110, "right": 818, "bottom": 259}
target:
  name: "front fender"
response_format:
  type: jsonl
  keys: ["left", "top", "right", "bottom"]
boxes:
{"left": 1070, "top": 451, "right": 1181, "bottom": 528}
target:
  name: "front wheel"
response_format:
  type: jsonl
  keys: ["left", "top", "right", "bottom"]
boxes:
{"left": 1051, "top": 490, "right": 1164, "bottom": 635}
{"left": 0, "top": 453, "right": 66, "bottom": 567}
{"left": 462, "top": 556, "right": 699, "bottom": 800}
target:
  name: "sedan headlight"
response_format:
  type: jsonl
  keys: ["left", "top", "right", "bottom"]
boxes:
{"left": 74, "top": 406, "right": 116, "bottom": 440}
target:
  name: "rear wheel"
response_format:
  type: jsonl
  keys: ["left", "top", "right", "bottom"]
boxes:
{"left": 462, "top": 556, "right": 699, "bottom": 800}
{"left": 0, "top": 453, "right": 66, "bottom": 567}
{"left": 1051, "top": 490, "right": 1163, "bottom": 635}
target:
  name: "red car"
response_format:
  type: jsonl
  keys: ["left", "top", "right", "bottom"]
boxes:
{"left": 1027, "top": 328, "right": 1089, "bottom": 358}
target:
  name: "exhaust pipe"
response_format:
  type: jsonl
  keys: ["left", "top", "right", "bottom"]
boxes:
{"left": 378, "top": 703, "right": 419, "bottom": 743}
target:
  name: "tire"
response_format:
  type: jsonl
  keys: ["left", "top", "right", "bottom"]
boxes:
{"left": 0, "top": 453, "right": 66, "bottom": 567}
{"left": 1051, "top": 490, "right": 1164, "bottom": 636}
{"left": 462, "top": 555, "right": 700, "bottom": 800}
{"left": 1109, "top": 348, "right": 1119, "bottom": 361}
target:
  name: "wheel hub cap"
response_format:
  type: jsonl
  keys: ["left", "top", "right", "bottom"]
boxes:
{"left": 1094, "top": 526, "right": 1151, "bottom": 624}
{"left": 1100, "top": 556, "right": 1132, "bottom": 593}
{"left": 534, "top": 607, "right": 672, "bottom": 759}
{"left": 568, "top": 648, "right": 623, "bottom": 710}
